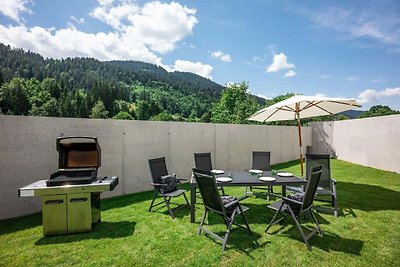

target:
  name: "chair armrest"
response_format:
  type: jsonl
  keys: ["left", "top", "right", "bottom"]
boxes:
{"left": 269, "top": 193, "right": 303, "bottom": 205}
{"left": 150, "top": 182, "right": 167, "bottom": 187}
{"left": 224, "top": 200, "right": 239, "bottom": 209}
{"left": 282, "top": 197, "right": 303, "bottom": 206}
{"left": 332, "top": 178, "right": 337, "bottom": 184}
{"left": 237, "top": 195, "right": 249, "bottom": 202}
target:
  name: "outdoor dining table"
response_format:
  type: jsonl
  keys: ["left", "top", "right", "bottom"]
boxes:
{"left": 190, "top": 170, "right": 307, "bottom": 223}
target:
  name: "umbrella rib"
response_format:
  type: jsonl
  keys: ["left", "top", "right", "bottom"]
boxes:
{"left": 263, "top": 106, "right": 294, "bottom": 121}
{"left": 263, "top": 108, "right": 281, "bottom": 122}
{"left": 327, "top": 100, "right": 362, "bottom": 108}
{"left": 301, "top": 101, "right": 333, "bottom": 115}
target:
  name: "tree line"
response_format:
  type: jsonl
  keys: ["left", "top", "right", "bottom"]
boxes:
{"left": 0, "top": 43, "right": 398, "bottom": 123}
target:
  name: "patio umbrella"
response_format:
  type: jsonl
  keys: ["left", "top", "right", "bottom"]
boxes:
{"left": 248, "top": 95, "right": 361, "bottom": 176}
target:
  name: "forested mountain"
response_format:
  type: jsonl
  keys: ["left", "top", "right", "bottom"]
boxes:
{"left": 0, "top": 43, "right": 228, "bottom": 119}
{"left": 1, "top": 43, "right": 395, "bottom": 123}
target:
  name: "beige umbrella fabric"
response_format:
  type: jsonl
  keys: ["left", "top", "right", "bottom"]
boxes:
{"left": 248, "top": 95, "right": 361, "bottom": 176}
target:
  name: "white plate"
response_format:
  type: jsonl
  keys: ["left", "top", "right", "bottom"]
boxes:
{"left": 211, "top": 169, "right": 224, "bottom": 175}
{"left": 277, "top": 172, "right": 293, "bottom": 177}
{"left": 216, "top": 177, "right": 233, "bottom": 183}
{"left": 259, "top": 177, "right": 276, "bottom": 182}
{"left": 249, "top": 169, "right": 263, "bottom": 174}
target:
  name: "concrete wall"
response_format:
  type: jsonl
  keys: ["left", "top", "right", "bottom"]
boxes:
{"left": 309, "top": 114, "right": 400, "bottom": 173}
{"left": 0, "top": 115, "right": 311, "bottom": 220}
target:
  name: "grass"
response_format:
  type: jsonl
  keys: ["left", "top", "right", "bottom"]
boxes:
{"left": 1, "top": 159, "right": 400, "bottom": 266}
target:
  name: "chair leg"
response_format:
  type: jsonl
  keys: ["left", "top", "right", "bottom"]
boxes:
{"left": 238, "top": 205, "right": 252, "bottom": 235}
{"left": 198, "top": 210, "right": 207, "bottom": 235}
{"left": 148, "top": 190, "right": 158, "bottom": 212}
{"left": 162, "top": 193, "right": 175, "bottom": 219}
{"left": 220, "top": 187, "right": 226, "bottom": 196}
{"left": 332, "top": 183, "right": 339, "bottom": 218}
{"left": 183, "top": 192, "right": 190, "bottom": 208}
{"left": 222, "top": 210, "right": 237, "bottom": 251}
{"left": 287, "top": 206, "right": 311, "bottom": 250}
{"left": 265, "top": 203, "right": 284, "bottom": 233}
{"left": 310, "top": 209, "right": 323, "bottom": 236}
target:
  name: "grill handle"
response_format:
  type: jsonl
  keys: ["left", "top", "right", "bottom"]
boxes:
{"left": 70, "top": 198, "right": 88, "bottom": 203}
{"left": 45, "top": 200, "right": 64, "bottom": 205}
{"left": 57, "top": 136, "right": 98, "bottom": 143}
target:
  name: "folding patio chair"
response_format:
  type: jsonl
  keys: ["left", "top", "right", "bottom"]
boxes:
{"left": 245, "top": 151, "right": 273, "bottom": 198}
{"left": 287, "top": 154, "right": 338, "bottom": 217}
{"left": 265, "top": 165, "right": 324, "bottom": 250}
{"left": 148, "top": 157, "right": 190, "bottom": 219}
{"left": 192, "top": 168, "right": 253, "bottom": 252}
{"left": 194, "top": 152, "right": 225, "bottom": 195}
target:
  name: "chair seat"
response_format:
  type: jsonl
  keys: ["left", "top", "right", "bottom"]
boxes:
{"left": 267, "top": 200, "right": 288, "bottom": 212}
{"left": 161, "top": 189, "right": 187, "bottom": 197}
{"left": 226, "top": 205, "right": 249, "bottom": 216}
{"left": 286, "top": 186, "right": 304, "bottom": 193}
{"left": 316, "top": 188, "right": 334, "bottom": 195}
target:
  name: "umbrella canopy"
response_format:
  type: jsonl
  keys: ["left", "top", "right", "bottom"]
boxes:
{"left": 248, "top": 95, "right": 361, "bottom": 176}
{"left": 249, "top": 95, "right": 361, "bottom": 122}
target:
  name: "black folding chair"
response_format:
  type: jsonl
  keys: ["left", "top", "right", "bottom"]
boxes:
{"left": 245, "top": 151, "right": 273, "bottom": 198}
{"left": 265, "top": 165, "right": 324, "bottom": 250}
{"left": 193, "top": 168, "right": 252, "bottom": 252}
{"left": 194, "top": 153, "right": 225, "bottom": 195}
{"left": 148, "top": 157, "right": 190, "bottom": 219}
{"left": 288, "top": 154, "right": 338, "bottom": 217}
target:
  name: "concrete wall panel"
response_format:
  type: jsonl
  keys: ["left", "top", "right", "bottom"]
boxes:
{"left": 309, "top": 114, "right": 400, "bottom": 173}
{"left": 0, "top": 115, "right": 311, "bottom": 219}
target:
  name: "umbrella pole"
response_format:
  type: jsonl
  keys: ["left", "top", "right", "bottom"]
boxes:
{"left": 295, "top": 108, "right": 304, "bottom": 177}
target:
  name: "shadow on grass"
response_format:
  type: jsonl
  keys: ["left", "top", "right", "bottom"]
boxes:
{"left": 102, "top": 190, "right": 155, "bottom": 211}
{"left": 35, "top": 221, "right": 136, "bottom": 245}
{"left": 0, "top": 213, "right": 42, "bottom": 236}
{"left": 338, "top": 181, "right": 400, "bottom": 212}
{"left": 102, "top": 184, "right": 192, "bottom": 211}
{"left": 200, "top": 214, "right": 263, "bottom": 256}
{"left": 279, "top": 227, "right": 364, "bottom": 255}
{"left": 272, "top": 160, "right": 301, "bottom": 170}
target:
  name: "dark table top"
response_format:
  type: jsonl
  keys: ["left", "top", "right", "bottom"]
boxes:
{"left": 191, "top": 170, "right": 307, "bottom": 187}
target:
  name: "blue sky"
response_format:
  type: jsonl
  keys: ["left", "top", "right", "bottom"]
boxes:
{"left": 1, "top": 0, "right": 399, "bottom": 110}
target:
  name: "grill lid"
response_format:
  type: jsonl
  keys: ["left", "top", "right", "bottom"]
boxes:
{"left": 57, "top": 136, "right": 101, "bottom": 169}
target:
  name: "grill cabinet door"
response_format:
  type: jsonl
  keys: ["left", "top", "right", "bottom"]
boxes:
{"left": 42, "top": 195, "right": 67, "bottom": 236}
{"left": 67, "top": 193, "right": 92, "bottom": 233}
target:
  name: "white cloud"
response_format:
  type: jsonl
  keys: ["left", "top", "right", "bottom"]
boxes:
{"left": 310, "top": 7, "right": 400, "bottom": 51}
{"left": 314, "top": 93, "right": 327, "bottom": 97}
{"left": 267, "top": 53, "right": 295, "bottom": 73}
{"left": 0, "top": 25, "right": 164, "bottom": 64}
{"left": 0, "top": 0, "right": 32, "bottom": 24}
{"left": 69, "top": 16, "right": 84, "bottom": 26}
{"left": 211, "top": 50, "right": 232, "bottom": 62}
{"left": 171, "top": 60, "right": 213, "bottom": 79}
{"left": 357, "top": 87, "right": 400, "bottom": 104}
{"left": 284, "top": 70, "right": 296, "bottom": 77}
{"left": 0, "top": 0, "right": 199, "bottom": 66}
{"left": 256, "top": 94, "right": 271, "bottom": 100}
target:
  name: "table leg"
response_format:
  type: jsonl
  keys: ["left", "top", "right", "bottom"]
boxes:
{"left": 282, "top": 186, "right": 286, "bottom": 197}
{"left": 190, "top": 183, "right": 196, "bottom": 223}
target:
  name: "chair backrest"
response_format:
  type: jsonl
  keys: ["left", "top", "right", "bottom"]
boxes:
{"left": 302, "top": 165, "right": 323, "bottom": 211}
{"left": 252, "top": 151, "right": 271, "bottom": 171}
{"left": 148, "top": 157, "right": 169, "bottom": 187}
{"left": 305, "top": 154, "right": 332, "bottom": 189}
{"left": 194, "top": 153, "right": 213, "bottom": 172}
{"left": 192, "top": 168, "right": 225, "bottom": 215}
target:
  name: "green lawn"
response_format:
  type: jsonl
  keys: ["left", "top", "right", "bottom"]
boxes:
{"left": 1, "top": 159, "right": 400, "bottom": 266}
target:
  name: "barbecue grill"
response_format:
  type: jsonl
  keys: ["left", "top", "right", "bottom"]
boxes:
{"left": 19, "top": 136, "right": 118, "bottom": 236}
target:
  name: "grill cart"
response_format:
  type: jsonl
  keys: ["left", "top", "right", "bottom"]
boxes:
{"left": 19, "top": 136, "right": 118, "bottom": 236}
